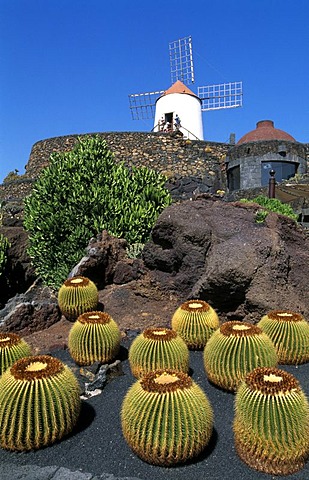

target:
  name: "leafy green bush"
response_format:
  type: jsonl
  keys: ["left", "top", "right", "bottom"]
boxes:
{"left": 24, "top": 135, "right": 171, "bottom": 289}
{"left": 0, "top": 234, "right": 9, "bottom": 277}
{"left": 240, "top": 195, "right": 298, "bottom": 223}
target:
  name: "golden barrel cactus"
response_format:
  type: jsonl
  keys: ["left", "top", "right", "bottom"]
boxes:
{"left": 257, "top": 310, "right": 309, "bottom": 364}
{"left": 0, "top": 355, "right": 81, "bottom": 451}
{"left": 171, "top": 299, "right": 219, "bottom": 349}
{"left": 68, "top": 311, "right": 121, "bottom": 366}
{"left": 121, "top": 368, "right": 213, "bottom": 466}
{"left": 58, "top": 275, "right": 99, "bottom": 321}
{"left": 203, "top": 321, "right": 278, "bottom": 391}
{"left": 128, "top": 327, "right": 189, "bottom": 378}
{"left": 0, "top": 333, "right": 32, "bottom": 376}
{"left": 234, "top": 366, "right": 309, "bottom": 475}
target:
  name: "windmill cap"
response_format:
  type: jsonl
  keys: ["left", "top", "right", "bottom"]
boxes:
{"left": 157, "top": 80, "right": 201, "bottom": 102}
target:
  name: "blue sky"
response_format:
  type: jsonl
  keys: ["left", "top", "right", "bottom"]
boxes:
{"left": 1, "top": 0, "right": 308, "bottom": 182}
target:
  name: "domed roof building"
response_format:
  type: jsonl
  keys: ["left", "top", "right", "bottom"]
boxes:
{"left": 237, "top": 120, "right": 296, "bottom": 145}
{"left": 226, "top": 120, "right": 307, "bottom": 191}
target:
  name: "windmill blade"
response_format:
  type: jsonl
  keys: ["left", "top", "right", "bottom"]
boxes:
{"left": 169, "top": 36, "right": 194, "bottom": 85}
{"left": 198, "top": 81, "right": 243, "bottom": 111}
{"left": 128, "top": 91, "right": 164, "bottom": 120}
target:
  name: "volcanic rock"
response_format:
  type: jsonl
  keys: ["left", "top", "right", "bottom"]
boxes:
{"left": 69, "top": 230, "right": 145, "bottom": 288}
{"left": 143, "top": 197, "right": 309, "bottom": 322}
{"left": 0, "top": 227, "right": 36, "bottom": 308}
{"left": 0, "top": 279, "right": 61, "bottom": 335}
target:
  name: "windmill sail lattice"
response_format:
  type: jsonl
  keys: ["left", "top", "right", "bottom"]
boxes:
{"left": 198, "top": 82, "right": 243, "bottom": 111}
{"left": 128, "top": 36, "right": 243, "bottom": 135}
{"left": 128, "top": 91, "right": 164, "bottom": 120}
{"left": 169, "top": 36, "right": 194, "bottom": 85}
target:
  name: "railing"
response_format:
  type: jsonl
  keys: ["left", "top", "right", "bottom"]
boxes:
{"left": 151, "top": 123, "right": 200, "bottom": 141}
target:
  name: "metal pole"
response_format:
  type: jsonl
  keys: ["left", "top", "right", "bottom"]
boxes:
{"left": 268, "top": 169, "right": 276, "bottom": 198}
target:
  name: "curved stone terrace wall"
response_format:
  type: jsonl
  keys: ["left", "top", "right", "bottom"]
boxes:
{"left": 227, "top": 139, "right": 308, "bottom": 163}
{"left": 25, "top": 131, "right": 229, "bottom": 182}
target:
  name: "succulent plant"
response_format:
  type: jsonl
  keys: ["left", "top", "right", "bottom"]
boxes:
{"left": 203, "top": 321, "right": 278, "bottom": 391}
{"left": 257, "top": 310, "right": 309, "bottom": 364}
{"left": 0, "top": 333, "right": 32, "bottom": 376}
{"left": 58, "top": 275, "right": 99, "bottom": 321}
{"left": 171, "top": 299, "right": 219, "bottom": 349}
{"left": 234, "top": 366, "right": 309, "bottom": 475}
{"left": 68, "top": 311, "right": 121, "bottom": 366}
{"left": 128, "top": 327, "right": 189, "bottom": 378}
{"left": 121, "top": 368, "right": 213, "bottom": 466}
{"left": 0, "top": 355, "right": 81, "bottom": 451}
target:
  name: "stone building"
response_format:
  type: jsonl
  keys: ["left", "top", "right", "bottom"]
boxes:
{"left": 226, "top": 120, "right": 307, "bottom": 191}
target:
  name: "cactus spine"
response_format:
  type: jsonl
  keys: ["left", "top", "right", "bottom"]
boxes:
{"left": 128, "top": 327, "right": 189, "bottom": 378}
{"left": 171, "top": 299, "right": 219, "bottom": 349}
{"left": 203, "top": 321, "right": 278, "bottom": 391}
{"left": 68, "top": 311, "right": 121, "bottom": 365}
{"left": 257, "top": 310, "right": 309, "bottom": 364}
{"left": 234, "top": 366, "right": 309, "bottom": 475}
{"left": 0, "top": 355, "right": 81, "bottom": 451}
{"left": 121, "top": 369, "right": 213, "bottom": 466}
{"left": 0, "top": 333, "right": 32, "bottom": 376}
{"left": 58, "top": 275, "right": 99, "bottom": 321}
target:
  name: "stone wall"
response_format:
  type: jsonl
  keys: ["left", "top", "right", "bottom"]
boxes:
{"left": 227, "top": 140, "right": 308, "bottom": 161}
{"left": 1, "top": 132, "right": 308, "bottom": 220}
{"left": 22, "top": 131, "right": 229, "bottom": 202}
{"left": 25, "top": 131, "right": 228, "bottom": 183}
{"left": 0, "top": 131, "right": 229, "bottom": 224}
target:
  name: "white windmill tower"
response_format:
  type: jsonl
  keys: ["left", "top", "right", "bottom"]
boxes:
{"left": 128, "top": 36, "right": 243, "bottom": 140}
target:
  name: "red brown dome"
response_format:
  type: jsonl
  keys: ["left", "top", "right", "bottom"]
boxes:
{"left": 237, "top": 120, "right": 296, "bottom": 145}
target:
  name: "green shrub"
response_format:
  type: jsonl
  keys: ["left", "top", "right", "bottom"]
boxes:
{"left": 0, "top": 234, "right": 9, "bottom": 277}
{"left": 24, "top": 135, "right": 171, "bottom": 289}
{"left": 240, "top": 195, "right": 298, "bottom": 222}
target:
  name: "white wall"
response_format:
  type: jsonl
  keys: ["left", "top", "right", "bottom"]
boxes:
{"left": 154, "top": 93, "right": 204, "bottom": 140}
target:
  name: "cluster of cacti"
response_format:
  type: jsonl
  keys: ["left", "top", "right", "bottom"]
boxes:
{"left": 128, "top": 327, "right": 189, "bottom": 378}
{"left": 171, "top": 299, "right": 219, "bottom": 349}
{"left": 58, "top": 276, "right": 99, "bottom": 321}
{"left": 257, "top": 310, "right": 309, "bottom": 364}
{"left": 68, "top": 311, "right": 121, "bottom": 365}
{"left": 0, "top": 333, "right": 32, "bottom": 376}
{"left": 121, "top": 368, "right": 213, "bottom": 466}
{"left": 234, "top": 366, "right": 309, "bottom": 475}
{"left": 0, "top": 355, "right": 81, "bottom": 451}
{"left": 203, "top": 321, "right": 278, "bottom": 391}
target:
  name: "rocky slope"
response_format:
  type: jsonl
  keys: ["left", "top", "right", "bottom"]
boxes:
{"left": 0, "top": 197, "right": 308, "bottom": 350}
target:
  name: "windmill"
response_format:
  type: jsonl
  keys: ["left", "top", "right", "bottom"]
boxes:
{"left": 128, "top": 36, "right": 243, "bottom": 140}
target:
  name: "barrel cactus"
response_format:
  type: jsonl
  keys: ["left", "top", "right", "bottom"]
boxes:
{"left": 171, "top": 299, "right": 219, "bottom": 349}
{"left": 121, "top": 368, "right": 213, "bottom": 466}
{"left": 0, "top": 355, "right": 81, "bottom": 451}
{"left": 128, "top": 327, "right": 189, "bottom": 378}
{"left": 234, "top": 366, "right": 309, "bottom": 475}
{"left": 58, "top": 275, "right": 99, "bottom": 321}
{"left": 257, "top": 310, "right": 309, "bottom": 364}
{"left": 203, "top": 321, "right": 278, "bottom": 391}
{"left": 0, "top": 333, "right": 32, "bottom": 376}
{"left": 68, "top": 311, "right": 121, "bottom": 366}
